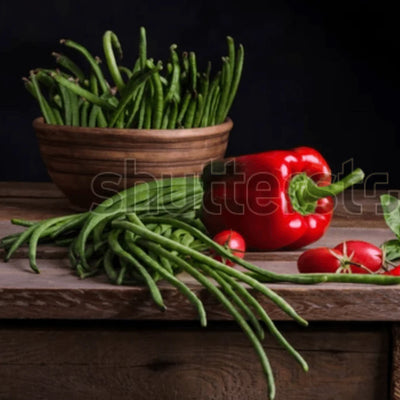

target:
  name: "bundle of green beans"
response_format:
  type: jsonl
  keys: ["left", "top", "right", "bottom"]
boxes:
{"left": 24, "top": 27, "right": 244, "bottom": 129}
{"left": 3, "top": 179, "right": 400, "bottom": 399}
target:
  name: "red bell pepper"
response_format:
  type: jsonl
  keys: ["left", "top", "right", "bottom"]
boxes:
{"left": 201, "top": 147, "right": 364, "bottom": 250}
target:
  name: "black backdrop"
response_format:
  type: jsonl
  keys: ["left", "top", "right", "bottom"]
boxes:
{"left": 1, "top": 0, "right": 399, "bottom": 188}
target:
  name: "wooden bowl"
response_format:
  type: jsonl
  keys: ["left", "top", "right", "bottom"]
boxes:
{"left": 33, "top": 117, "right": 233, "bottom": 209}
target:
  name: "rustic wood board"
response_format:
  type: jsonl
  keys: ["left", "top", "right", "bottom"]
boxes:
{"left": 2, "top": 256, "right": 400, "bottom": 321}
{"left": 0, "top": 322, "right": 389, "bottom": 400}
{"left": 0, "top": 187, "right": 399, "bottom": 322}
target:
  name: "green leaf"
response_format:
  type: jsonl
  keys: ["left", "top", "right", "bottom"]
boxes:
{"left": 381, "top": 239, "right": 400, "bottom": 262}
{"left": 380, "top": 194, "right": 400, "bottom": 238}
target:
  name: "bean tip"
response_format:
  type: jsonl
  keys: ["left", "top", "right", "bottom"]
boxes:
{"left": 59, "top": 39, "right": 66, "bottom": 44}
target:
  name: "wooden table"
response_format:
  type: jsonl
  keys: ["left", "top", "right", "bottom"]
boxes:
{"left": 1, "top": 183, "right": 399, "bottom": 400}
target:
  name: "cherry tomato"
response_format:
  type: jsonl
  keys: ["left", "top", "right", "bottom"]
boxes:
{"left": 212, "top": 230, "right": 246, "bottom": 266}
{"left": 334, "top": 240, "right": 383, "bottom": 274}
{"left": 297, "top": 247, "right": 343, "bottom": 273}
{"left": 383, "top": 266, "right": 400, "bottom": 276}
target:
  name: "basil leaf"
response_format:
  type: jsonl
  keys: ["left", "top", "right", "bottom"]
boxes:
{"left": 381, "top": 239, "right": 400, "bottom": 262}
{"left": 380, "top": 194, "right": 400, "bottom": 238}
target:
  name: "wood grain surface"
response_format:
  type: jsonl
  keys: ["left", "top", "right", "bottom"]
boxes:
{"left": 1, "top": 185, "right": 400, "bottom": 322}
{"left": 0, "top": 322, "right": 389, "bottom": 400}
{"left": 0, "top": 183, "right": 397, "bottom": 400}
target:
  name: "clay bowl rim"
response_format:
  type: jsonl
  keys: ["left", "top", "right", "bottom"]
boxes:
{"left": 33, "top": 117, "right": 233, "bottom": 142}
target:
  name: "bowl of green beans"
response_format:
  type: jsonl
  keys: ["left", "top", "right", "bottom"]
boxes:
{"left": 26, "top": 27, "right": 243, "bottom": 209}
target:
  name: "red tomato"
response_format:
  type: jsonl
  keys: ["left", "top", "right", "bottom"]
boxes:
{"left": 334, "top": 240, "right": 383, "bottom": 274}
{"left": 383, "top": 266, "right": 400, "bottom": 276}
{"left": 212, "top": 230, "right": 246, "bottom": 266}
{"left": 297, "top": 247, "right": 343, "bottom": 273}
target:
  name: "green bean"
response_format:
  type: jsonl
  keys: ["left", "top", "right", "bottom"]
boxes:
{"left": 30, "top": 72, "right": 56, "bottom": 124}
{"left": 193, "top": 93, "right": 204, "bottom": 127}
{"left": 51, "top": 92, "right": 62, "bottom": 109}
{"left": 119, "top": 66, "right": 133, "bottom": 80}
{"left": 28, "top": 215, "right": 75, "bottom": 273}
{"left": 80, "top": 100, "right": 90, "bottom": 127}
{"left": 215, "top": 57, "right": 232, "bottom": 124}
{"left": 52, "top": 52, "right": 85, "bottom": 82}
{"left": 138, "top": 95, "right": 146, "bottom": 129}
{"left": 69, "top": 90, "right": 80, "bottom": 126}
{"left": 50, "top": 213, "right": 88, "bottom": 239}
{"left": 53, "top": 108, "right": 64, "bottom": 125}
{"left": 102, "top": 30, "right": 125, "bottom": 92}
{"left": 88, "top": 105, "right": 100, "bottom": 127}
{"left": 94, "top": 176, "right": 202, "bottom": 216}
{"left": 139, "top": 27, "right": 147, "bottom": 70}
{"left": 35, "top": 69, "right": 56, "bottom": 88}
{"left": 126, "top": 238, "right": 207, "bottom": 327}
{"left": 226, "top": 36, "right": 235, "bottom": 82}
{"left": 140, "top": 216, "right": 326, "bottom": 285}
{"left": 183, "top": 96, "right": 196, "bottom": 128}
{"left": 116, "top": 257, "right": 128, "bottom": 285}
{"left": 112, "top": 218, "right": 308, "bottom": 326}
{"left": 90, "top": 73, "right": 99, "bottom": 95}
{"left": 182, "top": 51, "right": 189, "bottom": 78}
{"left": 58, "top": 84, "right": 72, "bottom": 125}
{"left": 125, "top": 85, "right": 145, "bottom": 128}
{"left": 225, "top": 43, "right": 244, "bottom": 118}
{"left": 51, "top": 73, "right": 115, "bottom": 110}
{"left": 198, "top": 263, "right": 265, "bottom": 340}
{"left": 73, "top": 180, "right": 168, "bottom": 269}
{"left": 23, "top": 77, "right": 36, "bottom": 98}
{"left": 144, "top": 87, "right": 152, "bottom": 129}
{"left": 11, "top": 219, "right": 37, "bottom": 227}
{"left": 177, "top": 91, "right": 191, "bottom": 127}
{"left": 108, "top": 229, "right": 166, "bottom": 310}
{"left": 189, "top": 51, "right": 197, "bottom": 94}
{"left": 285, "top": 272, "right": 400, "bottom": 285}
{"left": 98, "top": 109, "right": 108, "bottom": 127}
{"left": 103, "top": 248, "right": 118, "bottom": 282}
{"left": 147, "top": 60, "right": 164, "bottom": 129}
{"left": 165, "top": 44, "right": 181, "bottom": 103}
{"left": 219, "top": 270, "right": 308, "bottom": 372}
{"left": 167, "top": 100, "right": 178, "bottom": 129}
{"left": 161, "top": 103, "right": 170, "bottom": 129}
{"left": 201, "top": 72, "right": 220, "bottom": 127}
{"left": 4, "top": 224, "right": 36, "bottom": 261}
{"left": 109, "top": 64, "right": 161, "bottom": 127}
{"left": 61, "top": 39, "right": 109, "bottom": 94}
{"left": 209, "top": 86, "right": 221, "bottom": 125}
{"left": 136, "top": 238, "right": 275, "bottom": 399}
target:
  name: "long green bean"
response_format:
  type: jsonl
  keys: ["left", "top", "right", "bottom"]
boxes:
{"left": 103, "top": 30, "right": 125, "bottom": 92}
{"left": 112, "top": 218, "right": 308, "bottom": 326}
{"left": 61, "top": 39, "right": 109, "bottom": 94}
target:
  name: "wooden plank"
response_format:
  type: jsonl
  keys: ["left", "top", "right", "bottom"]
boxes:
{"left": 0, "top": 322, "right": 389, "bottom": 400}
{"left": 392, "top": 325, "right": 400, "bottom": 400}
{"left": 1, "top": 258, "right": 400, "bottom": 321}
{"left": 0, "top": 197, "right": 74, "bottom": 221}
{"left": 0, "top": 182, "right": 64, "bottom": 198}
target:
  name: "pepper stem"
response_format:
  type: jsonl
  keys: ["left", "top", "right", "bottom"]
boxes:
{"left": 289, "top": 168, "right": 365, "bottom": 215}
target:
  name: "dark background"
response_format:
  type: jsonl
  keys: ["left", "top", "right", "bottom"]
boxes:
{"left": 0, "top": 0, "right": 399, "bottom": 187}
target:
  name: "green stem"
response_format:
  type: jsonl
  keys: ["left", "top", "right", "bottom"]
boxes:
{"left": 289, "top": 168, "right": 364, "bottom": 215}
